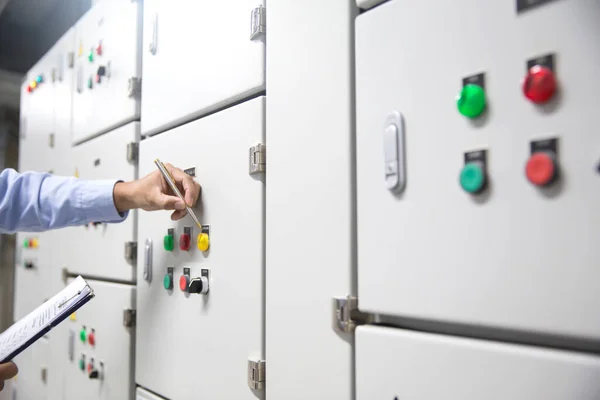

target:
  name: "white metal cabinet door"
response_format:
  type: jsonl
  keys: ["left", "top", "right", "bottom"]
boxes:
{"left": 355, "top": 0, "right": 600, "bottom": 341}
{"left": 356, "top": 326, "right": 600, "bottom": 399}
{"left": 62, "top": 122, "right": 139, "bottom": 282}
{"left": 12, "top": 337, "right": 49, "bottom": 400}
{"left": 136, "top": 387, "right": 166, "bottom": 400}
{"left": 61, "top": 279, "right": 135, "bottom": 400}
{"left": 20, "top": 60, "right": 55, "bottom": 173}
{"left": 72, "top": 0, "right": 142, "bottom": 144}
{"left": 13, "top": 232, "right": 52, "bottom": 323}
{"left": 141, "top": 0, "right": 265, "bottom": 137}
{"left": 53, "top": 28, "right": 76, "bottom": 157}
{"left": 136, "top": 97, "right": 265, "bottom": 400}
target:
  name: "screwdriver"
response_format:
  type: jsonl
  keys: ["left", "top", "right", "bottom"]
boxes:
{"left": 154, "top": 158, "right": 202, "bottom": 229}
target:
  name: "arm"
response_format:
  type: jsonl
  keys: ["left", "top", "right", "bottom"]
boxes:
{"left": 0, "top": 164, "right": 202, "bottom": 234}
{"left": 0, "top": 168, "right": 126, "bottom": 234}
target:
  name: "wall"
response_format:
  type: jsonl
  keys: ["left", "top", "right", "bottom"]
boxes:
{"left": 0, "top": 106, "right": 19, "bottom": 332}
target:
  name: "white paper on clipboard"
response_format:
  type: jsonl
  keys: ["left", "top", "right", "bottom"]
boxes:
{"left": 0, "top": 275, "right": 95, "bottom": 363}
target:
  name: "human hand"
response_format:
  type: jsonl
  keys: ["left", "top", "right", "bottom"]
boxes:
{"left": 0, "top": 362, "right": 18, "bottom": 391}
{"left": 113, "top": 163, "right": 201, "bottom": 220}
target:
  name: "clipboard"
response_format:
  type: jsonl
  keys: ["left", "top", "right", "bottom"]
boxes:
{"left": 0, "top": 276, "right": 95, "bottom": 363}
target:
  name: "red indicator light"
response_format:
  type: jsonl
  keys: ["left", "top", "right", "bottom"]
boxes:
{"left": 179, "top": 234, "right": 191, "bottom": 251}
{"left": 526, "top": 152, "right": 556, "bottom": 186}
{"left": 522, "top": 65, "right": 557, "bottom": 104}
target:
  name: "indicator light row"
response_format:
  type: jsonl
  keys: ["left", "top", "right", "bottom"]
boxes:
{"left": 164, "top": 227, "right": 210, "bottom": 252}
{"left": 26, "top": 75, "right": 44, "bottom": 93}
{"left": 23, "top": 238, "right": 39, "bottom": 248}
{"left": 79, "top": 326, "right": 96, "bottom": 346}
{"left": 78, "top": 354, "right": 102, "bottom": 380}
{"left": 456, "top": 54, "right": 558, "bottom": 119}
{"left": 459, "top": 138, "right": 559, "bottom": 195}
{"left": 163, "top": 267, "right": 209, "bottom": 295}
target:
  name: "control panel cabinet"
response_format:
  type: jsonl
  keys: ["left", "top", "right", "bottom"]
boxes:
{"left": 136, "top": 97, "right": 265, "bottom": 399}
{"left": 19, "top": 53, "right": 55, "bottom": 173}
{"left": 13, "top": 232, "right": 49, "bottom": 321}
{"left": 141, "top": 0, "right": 265, "bottom": 136}
{"left": 59, "top": 278, "right": 136, "bottom": 400}
{"left": 355, "top": 0, "right": 600, "bottom": 342}
{"left": 62, "top": 122, "right": 140, "bottom": 282}
{"left": 356, "top": 326, "right": 600, "bottom": 399}
{"left": 72, "top": 0, "right": 142, "bottom": 144}
{"left": 19, "top": 27, "right": 75, "bottom": 173}
{"left": 12, "top": 338, "right": 49, "bottom": 400}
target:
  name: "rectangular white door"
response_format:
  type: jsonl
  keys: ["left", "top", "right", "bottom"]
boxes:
{"left": 60, "top": 279, "right": 135, "bottom": 400}
{"left": 355, "top": 0, "right": 600, "bottom": 341}
{"left": 72, "top": 0, "right": 142, "bottom": 144}
{"left": 136, "top": 97, "right": 265, "bottom": 399}
{"left": 12, "top": 337, "right": 49, "bottom": 400}
{"left": 63, "top": 122, "right": 139, "bottom": 282}
{"left": 141, "top": 0, "right": 265, "bottom": 136}
{"left": 357, "top": 326, "right": 600, "bottom": 399}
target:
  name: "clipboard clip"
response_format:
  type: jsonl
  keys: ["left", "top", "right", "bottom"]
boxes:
{"left": 58, "top": 291, "right": 81, "bottom": 309}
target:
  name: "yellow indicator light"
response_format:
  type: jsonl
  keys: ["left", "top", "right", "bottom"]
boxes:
{"left": 30, "top": 81, "right": 37, "bottom": 89}
{"left": 197, "top": 233, "right": 210, "bottom": 252}
{"left": 78, "top": 41, "right": 83, "bottom": 57}
{"left": 70, "top": 313, "right": 77, "bottom": 321}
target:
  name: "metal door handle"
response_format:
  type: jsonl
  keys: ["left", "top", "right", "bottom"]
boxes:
{"left": 144, "top": 238, "right": 152, "bottom": 282}
{"left": 149, "top": 13, "right": 158, "bottom": 55}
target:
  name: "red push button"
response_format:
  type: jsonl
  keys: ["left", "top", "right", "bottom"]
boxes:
{"left": 88, "top": 332, "right": 95, "bottom": 346}
{"left": 179, "top": 234, "right": 191, "bottom": 251}
{"left": 179, "top": 275, "right": 189, "bottom": 292}
{"left": 522, "top": 65, "right": 556, "bottom": 104}
{"left": 526, "top": 152, "right": 556, "bottom": 186}
{"left": 87, "top": 362, "right": 93, "bottom": 374}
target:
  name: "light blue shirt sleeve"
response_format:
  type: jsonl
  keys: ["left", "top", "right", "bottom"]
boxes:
{"left": 0, "top": 168, "right": 128, "bottom": 234}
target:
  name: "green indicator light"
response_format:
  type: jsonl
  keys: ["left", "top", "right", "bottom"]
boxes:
{"left": 88, "top": 50, "right": 94, "bottom": 63}
{"left": 163, "top": 274, "right": 173, "bottom": 290}
{"left": 163, "top": 235, "right": 174, "bottom": 251}
{"left": 460, "top": 162, "right": 485, "bottom": 193}
{"left": 79, "top": 359, "right": 85, "bottom": 370}
{"left": 23, "top": 240, "right": 29, "bottom": 248}
{"left": 457, "top": 84, "right": 486, "bottom": 118}
{"left": 80, "top": 329, "right": 86, "bottom": 342}
{"left": 35, "top": 75, "right": 43, "bottom": 83}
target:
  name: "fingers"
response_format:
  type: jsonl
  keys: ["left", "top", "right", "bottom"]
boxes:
{"left": 171, "top": 209, "right": 187, "bottom": 221}
{"left": 158, "top": 194, "right": 185, "bottom": 211}
{"left": 0, "top": 362, "right": 18, "bottom": 380}
{"left": 165, "top": 164, "right": 201, "bottom": 207}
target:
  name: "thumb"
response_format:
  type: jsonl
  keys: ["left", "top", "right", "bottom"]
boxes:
{"left": 156, "top": 194, "right": 186, "bottom": 211}
{"left": 0, "top": 362, "right": 18, "bottom": 379}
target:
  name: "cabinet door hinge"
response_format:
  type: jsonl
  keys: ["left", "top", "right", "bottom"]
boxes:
{"left": 125, "top": 241, "right": 137, "bottom": 263}
{"left": 332, "top": 295, "right": 373, "bottom": 333}
{"left": 127, "top": 77, "right": 142, "bottom": 98}
{"left": 67, "top": 52, "right": 75, "bottom": 68}
{"left": 123, "top": 309, "right": 136, "bottom": 327}
{"left": 250, "top": 5, "right": 266, "bottom": 40}
{"left": 249, "top": 143, "right": 266, "bottom": 175}
{"left": 247, "top": 358, "right": 265, "bottom": 390}
{"left": 48, "top": 133, "right": 55, "bottom": 148}
{"left": 126, "top": 142, "right": 139, "bottom": 163}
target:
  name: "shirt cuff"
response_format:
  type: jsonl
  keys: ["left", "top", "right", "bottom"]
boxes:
{"left": 79, "top": 180, "right": 129, "bottom": 223}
